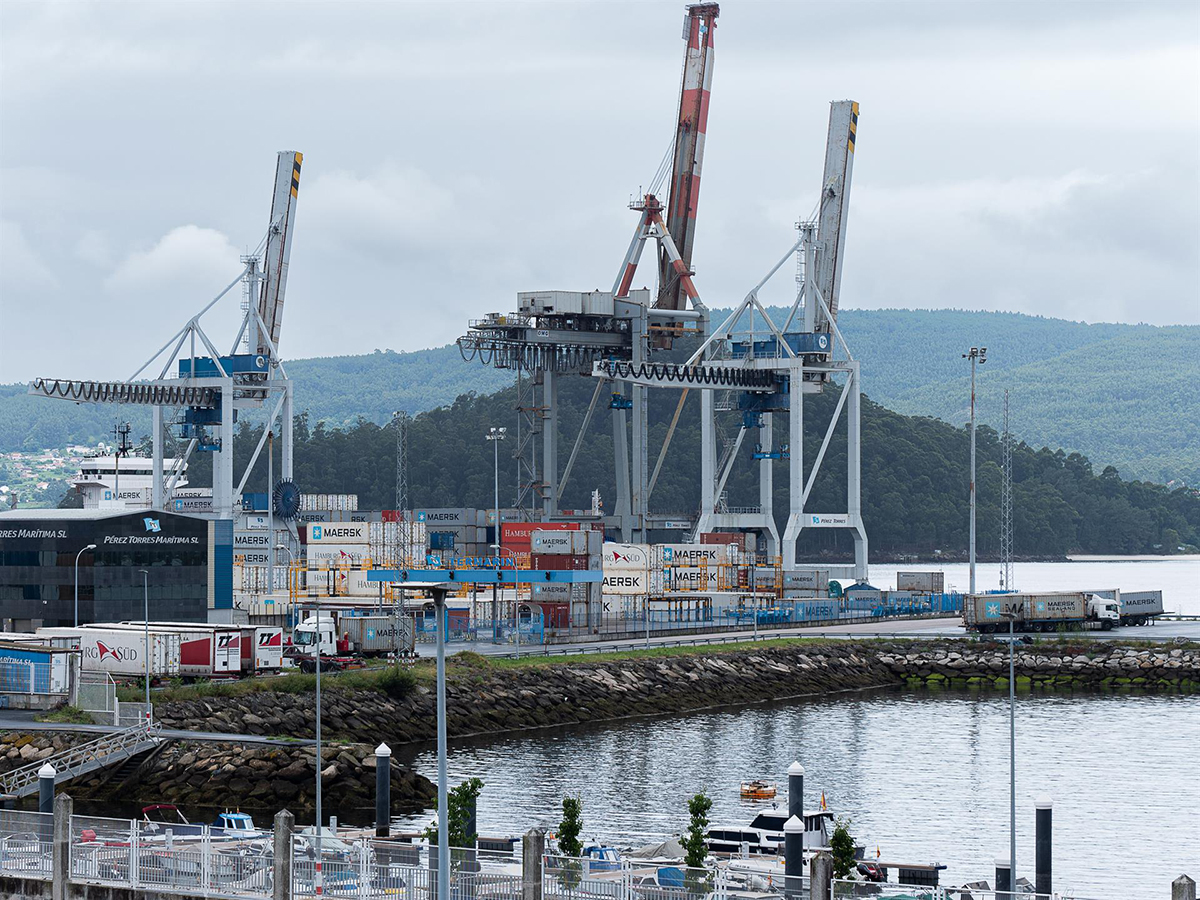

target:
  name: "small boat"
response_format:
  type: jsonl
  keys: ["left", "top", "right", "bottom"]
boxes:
{"left": 739, "top": 780, "right": 777, "bottom": 800}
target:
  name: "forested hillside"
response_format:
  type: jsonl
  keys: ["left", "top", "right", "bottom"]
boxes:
{"left": 166, "top": 371, "right": 1199, "bottom": 558}
{"left": 5, "top": 310, "right": 1197, "bottom": 484}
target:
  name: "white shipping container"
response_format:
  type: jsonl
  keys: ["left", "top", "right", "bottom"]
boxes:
{"left": 308, "top": 522, "right": 369, "bottom": 544}
{"left": 307, "top": 543, "right": 371, "bottom": 565}
{"left": 660, "top": 544, "right": 728, "bottom": 565}
{"left": 896, "top": 571, "right": 945, "bottom": 593}
{"left": 602, "top": 569, "right": 649, "bottom": 595}
{"left": 37, "top": 628, "right": 181, "bottom": 678}
{"left": 668, "top": 567, "right": 720, "bottom": 590}
{"left": 531, "top": 530, "right": 588, "bottom": 554}
{"left": 603, "top": 543, "right": 650, "bottom": 569}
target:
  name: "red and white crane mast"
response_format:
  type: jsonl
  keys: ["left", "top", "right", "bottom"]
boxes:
{"left": 658, "top": 3, "right": 719, "bottom": 313}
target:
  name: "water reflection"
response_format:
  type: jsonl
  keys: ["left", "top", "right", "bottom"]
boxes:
{"left": 395, "top": 687, "right": 1200, "bottom": 896}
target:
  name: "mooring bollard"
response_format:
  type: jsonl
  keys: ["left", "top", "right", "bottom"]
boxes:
{"left": 784, "top": 815, "right": 804, "bottom": 898}
{"left": 787, "top": 761, "right": 804, "bottom": 821}
{"left": 1035, "top": 797, "right": 1052, "bottom": 896}
{"left": 51, "top": 793, "right": 71, "bottom": 900}
{"left": 809, "top": 851, "right": 833, "bottom": 900}
{"left": 272, "top": 810, "right": 293, "bottom": 900}
{"left": 522, "top": 827, "right": 545, "bottom": 900}
{"left": 38, "top": 762, "right": 55, "bottom": 815}
{"left": 376, "top": 742, "right": 392, "bottom": 838}
{"left": 1172, "top": 874, "right": 1197, "bottom": 900}
{"left": 995, "top": 858, "right": 1012, "bottom": 898}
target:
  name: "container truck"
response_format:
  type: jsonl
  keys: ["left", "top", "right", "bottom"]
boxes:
{"left": 289, "top": 612, "right": 412, "bottom": 670}
{"left": 36, "top": 627, "right": 182, "bottom": 678}
{"left": 962, "top": 592, "right": 1119, "bottom": 633}
{"left": 1088, "top": 589, "right": 1165, "bottom": 626}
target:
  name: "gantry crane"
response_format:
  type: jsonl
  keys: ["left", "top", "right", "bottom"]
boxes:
{"left": 29, "top": 151, "right": 304, "bottom": 526}
{"left": 598, "top": 101, "right": 868, "bottom": 580}
{"left": 458, "top": 4, "right": 720, "bottom": 541}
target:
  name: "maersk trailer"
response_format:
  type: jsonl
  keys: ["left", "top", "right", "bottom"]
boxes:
{"left": 963, "top": 592, "right": 1118, "bottom": 633}
{"left": 1088, "top": 589, "right": 1165, "bottom": 626}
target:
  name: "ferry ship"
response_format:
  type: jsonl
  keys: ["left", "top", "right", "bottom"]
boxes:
{"left": 72, "top": 455, "right": 190, "bottom": 509}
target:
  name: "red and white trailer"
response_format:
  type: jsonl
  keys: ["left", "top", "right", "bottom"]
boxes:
{"left": 240, "top": 626, "right": 283, "bottom": 673}
{"left": 76, "top": 622, "right": 242, "bottom": 678}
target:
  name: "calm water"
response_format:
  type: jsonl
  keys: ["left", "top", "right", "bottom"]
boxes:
{"left": 871, "top": 555, "right": 1200, "bottom": 616}
{"left": 395, "top": 688, "right": 1200, "bottom": 897}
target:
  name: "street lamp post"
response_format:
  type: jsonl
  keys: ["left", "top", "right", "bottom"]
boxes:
{"left": 434, "top": 589, "right": 449, "bottom": 900}
{"left": 138, "top": 569, "right": 150, "bottom": 729}
{"left": 314, "top": 587, "right": 324, "bottom": 896}
{"left": 74, "top": 544, "right": 96, "bottom": 628}
{"left": 486, "top": 428, "right": 506, "bottom": 644}
{"left": 276, "top": 543, "right": 295, "bottom": 596}
{"left": 962, "top": 347, "right": 987, "bottom": 594}
{"left": 1001, "top": 609, "right": 1017, "bottom": 893}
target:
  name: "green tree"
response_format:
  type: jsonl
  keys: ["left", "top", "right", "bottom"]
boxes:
{"left": 557, "top": 795, "right": 583, "bottom": 858}
{"left": 830, "top": 817, "right": 857, "bottom": 879}
{"left": 425, "top": 777, "right": 483, "bottom": 848}
{"left": 681, "top": 791, "right": 712, "bottom": 869}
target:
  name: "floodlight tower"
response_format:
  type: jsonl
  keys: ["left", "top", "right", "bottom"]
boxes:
{"left": 29, "top": 152, "right": 305, "bottom": 524}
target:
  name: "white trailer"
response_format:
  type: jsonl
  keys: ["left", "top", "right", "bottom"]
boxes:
{"left": 36, "top": 627, "right": 182, "bottom": 678}
{"left": 241, "top": 625, "right": 284, "bottom": 673}
{"left": 1089, "top": 589, "right": 1165, "bottom": 626}
{"left": 75, "top": 622, "right": 240, "bottom": 678}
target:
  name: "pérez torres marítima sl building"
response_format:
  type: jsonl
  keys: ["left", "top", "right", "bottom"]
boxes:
{"left": 0, "top": 509, "right": 232, "bottom": 631}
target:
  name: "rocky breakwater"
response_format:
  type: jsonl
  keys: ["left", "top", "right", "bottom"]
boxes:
{"left": 156, "top": 644, "right": 900, "bottom": 745}
{"left": 72, "top": 740, "right": 435, "bottom": 813}
{"left": 879, "top": 643, "right": 1200, "bottom": 689}
{"left": 0, "top": 732, "right": 434, "bottom": 813}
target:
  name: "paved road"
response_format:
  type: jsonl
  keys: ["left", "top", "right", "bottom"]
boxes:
{"left": 414, "top": 614, "right": 1200, "bottom": 658}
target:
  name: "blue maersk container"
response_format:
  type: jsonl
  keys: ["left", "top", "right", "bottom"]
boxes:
{"left": 731, "top": 332, "right": 833, "bottom": 359}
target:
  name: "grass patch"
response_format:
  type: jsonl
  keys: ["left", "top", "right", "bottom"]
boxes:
{"left": 135, "top": 665, "right": 419, "bottom": 704}
{"left": 36, "top": 705, "right": 95, "bottom": 725}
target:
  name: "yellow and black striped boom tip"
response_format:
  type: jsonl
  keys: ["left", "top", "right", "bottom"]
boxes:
{"left": 290, "top": 152, "right": 303, "bottom": 198}
{"left": 849, "top": 102, "right": 859, "bottom": 154}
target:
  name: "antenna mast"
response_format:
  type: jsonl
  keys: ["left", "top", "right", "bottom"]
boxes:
{"left": 1000, "top": 389, "right": 1014, "bottom": 591}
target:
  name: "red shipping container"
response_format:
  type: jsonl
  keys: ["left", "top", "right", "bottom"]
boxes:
{"left": 531, "top": 554, "right": 589, "bottom": 570}
{"left": 501, "top": 521, "right": 579, "bottom": 552}
{"left": 533, "top": 601, "right": 570, "bottom": 629}
{"left": 701, "top": 531, "right": 750, "bottom": 550}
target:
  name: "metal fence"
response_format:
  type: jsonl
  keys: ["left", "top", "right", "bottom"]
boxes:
{"left": 76, "top": 671, "right": 117, "bottom": 723}
{"left": 68, "top": 813, "right": 275, "bottom": 897}
{"left": 0, "top": 809, "right": 53, "bottom": 880}
{"left": 0, "top": 659, "right": 67, "bottom": 699}
{"left": 544, "top": 854, "right": 739, "bottom": 900}
{"left": 831, "top": 881, "right": 1105, "bottom": 900}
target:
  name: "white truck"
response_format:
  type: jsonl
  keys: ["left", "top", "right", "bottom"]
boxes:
{"left": 1088, "top": 589, "right": 1165, "bottom": 626}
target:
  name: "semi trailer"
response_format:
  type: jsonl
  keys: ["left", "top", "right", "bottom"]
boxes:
{"left": 1087, "top": 589, "right": 1165, "bottom": 626}
{"left": 962, "top": 591, "right": 1119, "bottom": 633}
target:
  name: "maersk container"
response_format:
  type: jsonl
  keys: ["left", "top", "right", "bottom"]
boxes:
{"left": 1117, "top": 590, "right": 1164, "bottom": 624}
{"left": 963, "top": 592, "right": 1086, "bottom": 633}
{"left": 341, "top": 616, "right": 412, "bottom": 655}
{"left": 896, "top": 571, "right": 945, "bottom": 593}
{"left": 531, "top": 530, "right": 588, "bottom": 555}
{"left": 785, "top": 569, "right": 830, "bottom": 591}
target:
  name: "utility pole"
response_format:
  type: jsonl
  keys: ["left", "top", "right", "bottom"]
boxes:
{"left": 487, "top": 427, "right": 506, "bottom": 643}
{"left": 962, "top": 347, "right": 987, "bottom": 594}
{"left": 394, "top": 412, "right": 410, "bottom": 564}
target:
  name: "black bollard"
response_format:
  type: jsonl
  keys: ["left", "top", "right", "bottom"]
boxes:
{"left": 787, "top": 761, "right": 804, "bottom": 821}
{"left": 784, "top": 815, "right": 804, "bottom": 898}
{"left": 376, "top": 743, "right": 391, "bottom": 838}
{"left": 38, "top": 763, "right": 55, "bottom": 815}
{"left": 995, "top": 858, "right": 1012, "bottom": 898}
{"left": 1035, "top": 797, "right": 1052, "bottom": 897}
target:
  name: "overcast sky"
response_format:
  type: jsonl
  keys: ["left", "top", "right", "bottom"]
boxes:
{"left": 2, "top": 0, "right": 1197, "bottom": 382}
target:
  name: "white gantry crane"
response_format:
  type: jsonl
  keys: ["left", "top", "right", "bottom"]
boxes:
{"left": 597, "top": 101, "right": 868, "bottom": 580}
{"left": 29, "top": 151, "right": 305, "bottom": 526}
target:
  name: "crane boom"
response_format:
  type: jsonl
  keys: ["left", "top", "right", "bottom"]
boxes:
{"left": 256, "top": 150, "right": 303, "bottom": 356}
{"left": 657, "top": 3, "right": 718, "bottom": 312}
{"left": 813, "top": 101, "right": 857, "bottom": 329}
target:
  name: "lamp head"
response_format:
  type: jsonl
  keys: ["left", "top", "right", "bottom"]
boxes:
{"left": 86, "top": 543, "right": 97, "bottom": 550}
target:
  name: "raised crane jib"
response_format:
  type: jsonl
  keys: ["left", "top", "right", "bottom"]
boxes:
{"left": 813, "top": 101, "right": 857, "bottom": 330}
{"left": 657, "top": 3, "right": 718, "bottom": 313}
{"left": 256, "top": 151, "right": 303, "bottom": 357}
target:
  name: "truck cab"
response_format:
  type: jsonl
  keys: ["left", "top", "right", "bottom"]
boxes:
{"left": 1087, "top": 595, "right": 1120, "bottom": 630}
{"left": 292, "top": 615, "right": 339, "bottom": 657}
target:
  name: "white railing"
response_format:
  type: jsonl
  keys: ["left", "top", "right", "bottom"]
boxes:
{"left": 544, "top": 854, "right": 736, "bottom": 900}
{"left": 830, "top": 880, "right": 1106, "bottom": 900}
{"left": 0, "top": 809, "right": 53, "bottom": 880}
{"left": 0, "top": 722, "right": 161, "bottom": 797}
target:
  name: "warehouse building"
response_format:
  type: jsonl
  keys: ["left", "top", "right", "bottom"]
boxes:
{"left": 0, "top": 509, "right": 232, "bottom": 631}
